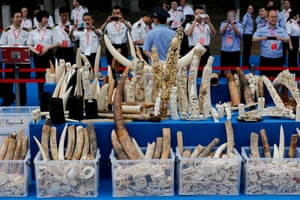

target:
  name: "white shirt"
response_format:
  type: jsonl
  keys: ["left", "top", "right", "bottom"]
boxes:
{"left": 168, "top": 9, "right": 184, "bottom": 29}
{"left": 185, "top": 22, "right": 211, "bottom": 47}
{"left": 53, "top": 23, "right": 73, "bottom": 48}
{"left": 281, "top": 8, "right": 291, "bottom": 22}
{"left": 27, "top": 26, "right": 53, "bottom": 47}
{"left": 71, "top": 5, "right": 89, "bottom": 25}
{"left": 105, "top": 21, "right": 129, "bottom": 44}
{"left": 33, "top": 15, "right": 54, "bottom": 28}
{"left": 177, "top": 4, "right": 194, "bottom": 16}
{"left": 21, "top": 18, "right": 32, "bottom": 30}
{"left": 286, "top": 19, "right": 300, "bottom": 37}
{"left": 73, "top": 29, "right": 101, "bottom": 55}
{"left": 131, "top": 19, "right": 150, "bottom": 47}
{"left": 0, "top": 25, "right": 28, "bottom": 45}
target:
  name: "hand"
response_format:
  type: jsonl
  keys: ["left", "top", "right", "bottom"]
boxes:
{"left": 261, "top": 36, "right": 268, "bottom": 41}
{"left": 205, "top": 15, "right": 210, "bottom": 23}
{"left": 106, "top": 15, "right": 112, "bottom": 23}
{"left": 289, "top": 45, "right": 293, "bottom": 50}
{"left": 40, "top": 46, "right": 48, "bottom": 56}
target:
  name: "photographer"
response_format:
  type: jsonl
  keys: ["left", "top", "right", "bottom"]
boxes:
{"left": 185, "top": 6, "right": 216, "bottom": 71}
{"left": 71, "top": 12, "right": 102, "bottom": 65}
{"left": 100, "top": 5, "right": 131, "bottom": 67}
{"left": 53, "top": 6, "right": 75, "bottom": 63}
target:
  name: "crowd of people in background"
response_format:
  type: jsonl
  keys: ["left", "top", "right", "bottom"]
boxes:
{"left": 0, "top": 0, "right": 299, "bottom": 106}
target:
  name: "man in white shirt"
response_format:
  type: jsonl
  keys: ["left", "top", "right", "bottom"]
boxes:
{"left": 131, "top": 13, "right": 152, "bottom": 61}
{"left": 71, "top": 0, "right": 89, "bottom": 28}
{"left": 100, "top": 5, "right": 131, "bottom": 67}
{"left": 177, "top": 0, "right": 193, "bottom": 16}
{"left": 167, "top": 1, "right": 184, "bottom": 30}
{"left": 281, "top": 0, "right": 292, "bottom": 22}
{"left": 0, "top": 10, "right": 29, "bottom": 106}
{"left": 21, "top": 7, "right": 32, "bottom": 31}
{"left": 71, "top": 13, "right": 101, "bottom": 66}
{"left": 53, "top": 6, "right": 75, "bottom": 63}
{"left": 185, "top": 6, "right": 216, "bottom": 70}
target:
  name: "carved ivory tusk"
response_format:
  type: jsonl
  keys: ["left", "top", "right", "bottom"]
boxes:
{"left": 177, "top": 44, "right": 206, "bottom": 69}
{"left": 104, "top": 34, "right": 131, "bottom": 67}
{"left": 213, "top": 143, "right": 228, "bottom": 158}
{"left": 250, "top": 132, "right": 260, "bottom": 158}
{"left": 259, "top": 129, "right": 271, "bottom": 158}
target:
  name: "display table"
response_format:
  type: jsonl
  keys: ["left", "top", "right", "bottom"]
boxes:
{"left": 43, "top": 78, "right": 273, "bottom": 105}
{"left": 29, "top": 117, "right": 300, "bottom": 179}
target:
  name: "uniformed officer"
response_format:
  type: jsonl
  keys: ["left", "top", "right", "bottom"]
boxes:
{"left": 185, "top": 6, "right": 216, "bottom": 69}
{"left": 253, "top": 8, "right": 289, "bottom": 77}
{"left": 281, "top": 0, "right": 292, "bottom": 22}
{"left": 131, "top": 12, "right": 152, "bottom": 61}
{"left": 219, "top": 5, "right": 244, "bottom": 76}
{"left": 286, "top": 11, "right": 300, "bottom": 69}
{"left": 177, "top": 0, "right": 194, "bottom": 16}
{"left": 71, "top": 13, "right": 101, "bottom": 66}
{"left": 143, "top": 6, "right": 176, "bottom": 61}
{"left": 256, "top": 7, "right": 268, "bottom": 29}
{"left": 53, "top": 6, "right": 75, "bottom": 63}
{"left": 71, "top": 0, "right": 89, "bottom": 28}
{"left": 242, "top": 5, "right": 254, "bottom": 67}
{"left": 167, "top": 1, "right": 184, "bottom": 30}
{"left": 100, "top": 5, "right": 131, "bottom": 67}
{"left": 27, "top": 10, "right": 58, "bottom": 98}
{"left": 33, "top": 6, "right": 55, "bottom": 28}
{"left": 0, "top": 10, "right": 29, "bottom": 106}
{"left": 21, "top": 7, "right": 32, "bottom": 31}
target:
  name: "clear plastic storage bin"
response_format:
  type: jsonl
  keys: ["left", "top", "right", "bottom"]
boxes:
{"left": 176, "top": 147, "right": 242, "bottom": 195}
{"left": 110, "top": 149, "right": 175, "bottom": 197}
{"left": 242, "top": 147, "right": 300, "bottom": 195}
{"left": 34, "top": 150, "right": 100, "bottom": 198}
{"left": 0, "top": 126, "right": 31, "bottom": 197}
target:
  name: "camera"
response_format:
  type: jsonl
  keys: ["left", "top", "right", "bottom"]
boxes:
{"left": 111, "top": 16, "right": 119, "bottom": 21}
{"left": 199, "top": 14, "right": 207, "bottom": 19}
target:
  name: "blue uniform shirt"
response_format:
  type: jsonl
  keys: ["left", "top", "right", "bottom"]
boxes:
{"left": 256, "top": 16, "right": 268, "bottom": 29}
{"left": 143, "top": 24, "right": 175, "bottom": 61}
{"left": 253, "top": 25, "right": 288, "bottom": 58}
{"left": 220, "top": 21, "right": 244, "bottom": 52}
{"left": 242, "top": 13, "right": 254, "bottom": 35}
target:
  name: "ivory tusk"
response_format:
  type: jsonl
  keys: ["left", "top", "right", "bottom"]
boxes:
{"left": 34, "top": 136, "right": 49, "bottom": 161}
{"left": 278, "top": 125, "right": 285, "bottom": 158}
{"left": 127, "top": 32, "right": 137, "bottom": 60}
{"left": 250, "top": 132, "right": 260, "bottom": 158}
{"left": 58, "top": 123, "right": 68, "bottom": 160}
{"left": 94, "top": 46, "right": 101, "bottom": 79}
{"left": 213, "top": 143, "right": 228, "bottom": 158}
{"left": 104, "top": 34, "right": 131, "bottom": 67}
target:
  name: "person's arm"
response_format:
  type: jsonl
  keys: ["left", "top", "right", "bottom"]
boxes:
{"left": 220, "top": 22, "right": 230, "bottom": 34}
{"left": 231, "top": 22, "right": 241, "bottom": 36}
{"left": 100, "top": 15, "right": 112, "bottom": 31}
{"left": 143, "top": 33, "right": 152, "bottom": 59}
{"left": 205, "top": 15, "right": 216, "bottom": 35}
{"left": 252, "top": 30, "right": 267, "bottom": 42}
{"left": 185, "top": 21, "right": 196, "bottom": 36}
{"left": 120, "top": 17, "right": 132, "bottom": 30}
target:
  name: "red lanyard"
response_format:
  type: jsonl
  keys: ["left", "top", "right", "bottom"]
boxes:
{"left": 197, "top": 24, "right": 205, "bottom": 33}
{"left": 60, "top": 25, "right": 68, "bottom": 39}
{"left": 270, "top": 27, "right": 276, "bottom": 36}
{"left": 86, "top": 30, "right": 90, "bottom": 45}
{"left": 38, "top": 28, "right": 47, "bottom": 41}
{"left": 75, "top": 7, "right": 81, "bottom": 23}
{"left": 12, "top": 27, "right": 21, "bottom": 41}
{"left": 114, "top": 22, "right": 121, "bottom": 33}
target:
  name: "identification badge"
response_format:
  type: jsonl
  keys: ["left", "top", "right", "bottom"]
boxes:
{"left": 226, "top": 36, "right": 233, "bottom": 45}
{"left": 199, "top": 37, "right": 205, "bottom": 45}
{"left": 35, "top": 44, "right": 43, "bottom": 53}
{"left": 271, "top": 42, "right": 277, "bottom": 51}
{"left": 173, "top": 21, "right": 179, "bottom": 27}
{"left": 62, "top": 40, "right": 68, "bottom": 48}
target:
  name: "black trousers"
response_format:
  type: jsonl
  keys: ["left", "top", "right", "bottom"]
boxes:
{"left": 106, "top": 43, "right": 128, "bottom": 69}
{"left": 288, "top": 36, "right": 299, "bottom": 70}
{"left": 33, "top": 51, "right": 55, "bottom": 98}
{"left": 1, "top": 63, "right": 30, "bottom": 106}
{"left": 55, "top": 47, "right": 75, "bottom": 64}
{"left": 260, "top": 56, "right": 284, "bottom": 77}
{"left": 242, "top": 34, "right": 253, "bottom": 67}
{"left": 220, "top": 51, "right": 241, "bottom": 76}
